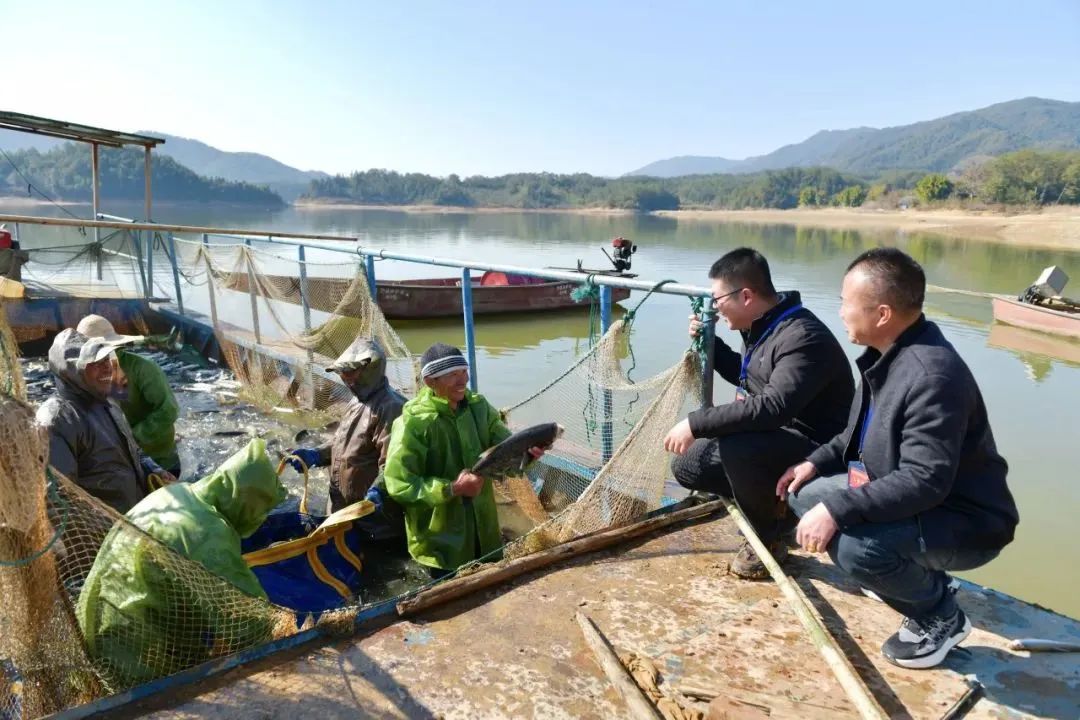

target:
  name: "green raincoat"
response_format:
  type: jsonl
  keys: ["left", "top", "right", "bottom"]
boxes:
{"left": 384, "top": 387, "right": 512, "bottom": 571}
{"left": 76, "top": 439, "right": 287, "bottom": 689}
{"left": 117, "top": 349, "right": 180, "bottom": 472}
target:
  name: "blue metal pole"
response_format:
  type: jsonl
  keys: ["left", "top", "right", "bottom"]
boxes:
{"left": 145, "top": 230, "right": 154, "bottom": 295}
{"left": 297, "top": 244, "right": 316, "bottom": 407}
{"left": 243, "top": 238, "right": 261, "bottom": 344}
{"left": 364, "top": 253, "right": 377, "bottom": 300}
{"left": 461, "top": 267, "right": 478, "bottom": 391}
{"left": 701, "top": 306, "right": 716, "bottom": 407}
{"left": 599, "top": 285, "right": 613, "bottom": 462}
{"left": 297, "top": 245, "right": 313, "bottom": 334}
{"left": 599, "top": 285, "right": 612, "bottom": 334}
{"left": 167, "top": 232, "right": 184, "bottom": 315}
{"left": 202, "top": 233, "right": 219, "bottom": 328}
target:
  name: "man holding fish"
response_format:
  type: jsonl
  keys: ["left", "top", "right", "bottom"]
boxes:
{"left": 384, "top": 343, "right": 556, "bottom": 579}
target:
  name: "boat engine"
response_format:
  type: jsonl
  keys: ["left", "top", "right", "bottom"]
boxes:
{"left": 1019, "top": 266, "right": 1069, "bottom": 305}
{"left": 602, "top": 237, "right": 637, "bottom": 273}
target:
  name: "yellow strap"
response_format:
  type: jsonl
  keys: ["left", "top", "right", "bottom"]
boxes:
{"left": 277, "top": 455, "right": 310, "bottom": 514}
{"left": 333, "top": 531, "right": 364, "bottom": 574}
{"left": 306, "top": 546, "right": 352, "bottom": 599}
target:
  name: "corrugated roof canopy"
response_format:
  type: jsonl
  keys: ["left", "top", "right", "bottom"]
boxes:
{"left": 0, "top": 111, "right": 164, "bottom": 148}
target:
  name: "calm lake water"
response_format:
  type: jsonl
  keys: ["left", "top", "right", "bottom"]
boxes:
{"left": 11, "top": 202, "right": 1080, "bottom": 618}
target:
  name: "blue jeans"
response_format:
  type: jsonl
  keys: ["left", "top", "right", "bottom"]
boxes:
{"left": 788, "top": 476, "right": 999, "bottom": 620}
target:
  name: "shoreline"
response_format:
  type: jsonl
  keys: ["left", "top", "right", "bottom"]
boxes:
{"left": 294, "top": 202, "right": 1080, "bottom": 250}
{"left": 292, "top": 200, "right": 636, "bottom": 216}
{"left": 657, "top": 206, "right": 1080, "bottom": 251}
{"left": 6, "top": 195, "right": 1077, "bottom": 250}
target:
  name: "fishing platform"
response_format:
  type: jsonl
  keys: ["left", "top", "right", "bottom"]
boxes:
{"left": 0, "top": 115, "right": 1077, "bottom": 720}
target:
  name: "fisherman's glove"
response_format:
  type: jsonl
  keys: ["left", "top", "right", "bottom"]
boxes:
{"left": 285, "top": 447, "right": 322, "bottom": 473}
{"left": 364, "top": 486, "right": 384, "bottom": 513}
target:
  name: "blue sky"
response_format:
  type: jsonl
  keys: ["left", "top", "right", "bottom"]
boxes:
{"left": 4, "top": 0, "right": 1079, "bottom": 176}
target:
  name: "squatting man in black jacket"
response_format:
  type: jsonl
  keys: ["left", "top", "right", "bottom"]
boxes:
{"left": 777, "top": 248, "right": 1019, "bottom": 669}
{"left": 663, "top": 248, "right": 854, "bottom": 578}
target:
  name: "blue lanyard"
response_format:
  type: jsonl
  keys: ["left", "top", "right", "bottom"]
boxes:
{"left": 739, "top": 304, "right": 803, "bottom": 383}
{"left": 858, "top": 402, "right": 874, "bottom": 454}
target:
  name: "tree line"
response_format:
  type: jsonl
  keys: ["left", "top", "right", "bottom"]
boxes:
{"left": 305, "top": 150, "right": 1080, "bottom": 211}
{"left": 8, "top": 141, "right": 1077, "bottom": 212}
{"left": 0, "top": 143, "right": 284, "bottom": 205}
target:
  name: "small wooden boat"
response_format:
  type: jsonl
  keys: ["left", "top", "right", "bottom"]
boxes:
{"left": 991, "top": 295, "right": 1080, "bottom": 340}
{"left": 218, "top": 271, "right": 631, "bottom": 320}
{"left": 377, "top": 272, "right": 631, "bottom": 319}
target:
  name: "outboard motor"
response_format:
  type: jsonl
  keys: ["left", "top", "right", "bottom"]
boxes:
{"left": 1019, "top": 266, "right": 1069, "bottom": 305}
{"left": 602, "top": 236, "right": 637, "bottom": 274}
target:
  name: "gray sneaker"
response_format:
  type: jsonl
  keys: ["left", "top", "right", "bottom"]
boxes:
{"left": 882, "top": 609, "right": 972, "bottom": 669}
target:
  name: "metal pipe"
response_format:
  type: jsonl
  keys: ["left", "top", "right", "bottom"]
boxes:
{"left": 599, "top": 285, "right": 614, "bottom": 462}
{"left": 146, "top": 231, "right": 154, "bottom": 295}
{"left": 461, "top": 267, "right": 478, "bottom": 391}
{"left": 701, "top": 311, "right": 716, "bottom": 407}
{"left": 297, "top": 244, "right": 316, "bottom": 406}
{"left": 364, "top": 253, "right": 377, "bottom": 300}
{"left": 90, "top": 143, "right": 102, "bottom": 280}
{"left": 130, "top": 229, "right": 149, "bottom": 299}
{"left": 167, "top": 233, "right": 184, "bottom": 316}
{"left": 201, "top": 234, "right": 219, "bottom": 328}
{"left": 243, "top": 240, "right": 262, "bottom": 343}
{"left": 297, "top": 245, "right": 314, "bottom": 335}
{"left": 96, "top": 213, "right": 135, "bottom": 223}
{"left": 0, "top": 215, "right": 712, "bottom": 298}
{"left": 0, "top": 213, "right": 362, "bottom": 244}
{"left": 144, "top": 146, "right": 152, "bottom": 227}
{"left": 599, "top": 285, "right": 612, "bottom": 333}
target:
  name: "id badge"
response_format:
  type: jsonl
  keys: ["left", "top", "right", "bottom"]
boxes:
{"left": 735, "top": 387, "right": 749, "bottom": 403}
{"left": 847, "top": 461, "right": 870, "bottom": 488}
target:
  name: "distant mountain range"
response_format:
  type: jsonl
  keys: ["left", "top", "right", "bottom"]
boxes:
{"left": 627, "top": 97, "right": 1080, "bottom": 178}
{"left": 136, "top": 133, "right": 328, "bottom": 201}
{"left": 0, "top": 128, "right": 326, "bottom": 202}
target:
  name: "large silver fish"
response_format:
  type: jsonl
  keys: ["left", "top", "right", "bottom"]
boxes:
{"left": 472, "top": 422, "right": 564, "bottom": 479}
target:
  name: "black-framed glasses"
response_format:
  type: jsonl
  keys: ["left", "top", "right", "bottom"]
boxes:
{"left": 711, "top": 288, "right": 743, "bottom": 307}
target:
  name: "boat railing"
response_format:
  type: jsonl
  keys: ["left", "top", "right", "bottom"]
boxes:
{"left": 0, "top": 212, "right": 716, "bottom": 406}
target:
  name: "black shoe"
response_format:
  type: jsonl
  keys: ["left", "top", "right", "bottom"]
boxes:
{"left": 882, "top": 609, "right": 971, "bottom": 669}
{"left": 729, "top": 539, "right": 787, "bottom": 580}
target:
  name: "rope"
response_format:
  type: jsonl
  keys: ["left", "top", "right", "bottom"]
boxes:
{"left": 623, "top": 279, "right": 678, "bottom": 327}
{"left": 571, "top": 275, "right": 602, "bottom": 348}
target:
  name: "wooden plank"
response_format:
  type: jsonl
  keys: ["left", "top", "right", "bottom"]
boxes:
{"left": 396, "top": 499, "right": 724, "bottom": 616}
{"left": 577, "top": 612, "right": 662, "bottom": 720}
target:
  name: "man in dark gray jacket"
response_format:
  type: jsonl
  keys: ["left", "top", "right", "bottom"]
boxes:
{"left": 285, "top": 337, "right": 405, "bottom": 513}
{"left": 663, "top": 248, "right": 854, "bottom": 578}
{"left": 778, "top": 248, "right": 1018, "bottom": 670}
{"left": 36, "top": 329, "right": 172, "bottom": 514}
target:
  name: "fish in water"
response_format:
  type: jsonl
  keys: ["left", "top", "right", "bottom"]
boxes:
{"left": 472, "top": 422, "right": 564, "bottom": 479}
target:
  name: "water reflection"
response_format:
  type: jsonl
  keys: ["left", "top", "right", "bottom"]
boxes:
{"left": 987, "top": 322, "right": 1080, "bottom": 383}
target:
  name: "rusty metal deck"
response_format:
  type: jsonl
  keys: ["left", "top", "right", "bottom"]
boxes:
{"left": 141, "top": 514, "right": 1079, "bottom": 720}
